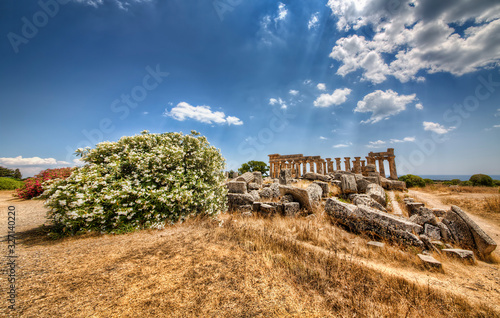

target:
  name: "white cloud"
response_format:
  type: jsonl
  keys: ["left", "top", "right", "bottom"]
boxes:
{"left": 73, "top": 0, "right": 152, "bottom": 11}
{"left": 415, "top": 103, "right": 424, "bottom": 110}
{"left": 355, "top": 90, "right": 416, "bottom": 124}
{"left": 308, "top": 12, "right": 320, "bottom": 30}
{"left": 164, "top": 102, "right": 243, "bottom": 125}
{"left": 275, "top": 2, "right": 288, "bottom": 23}
{"left": 327, "top": 0, "right": 500, "bottom": 83}
{"left": 423, "top": 121, "right": 455, "bottom": 134}
{"left": 0, "top": 156, "right": 69, "bottom": 166}
{"left": 289, "top": 89, "right": 299, "bottom": 96}
{"left": 269, "top": 97, "right": 287, "bottom": 109}
{"left": 366, "top": 140, "right": 386, "bottom": 148}
{"left": 333, "top": 142, "right": 352, "bottom": 148}
{"left": 317, "top": 83, "right": 326, "bottom": 91}
{"left": 390, "top": 137, "right": 416, "bottom": 143}
{"left": 495, "top": 108, "right": 500, "bottom": 117}
{"left": 303, "top": 79, "right": 312, "bottom": 85}
{"left": 142, "top": 111, "right": 149, "bottom": 115}
{"left": 313, "top": 88, "right": 352, "bottom": 108}
{"left": 494, "top": 125, "right": 500, "bottom": 128}
{"left": 319, "top": 136, "right": 328, "bottom": 140}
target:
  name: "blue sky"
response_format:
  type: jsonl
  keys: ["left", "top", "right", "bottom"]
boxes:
{"left": 1, "top": 0, "right": 500, "bottom": 177}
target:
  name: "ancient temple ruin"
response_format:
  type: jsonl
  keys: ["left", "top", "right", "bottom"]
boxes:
{"left": 268, "top": 148, "right": 398, "bottom": 180}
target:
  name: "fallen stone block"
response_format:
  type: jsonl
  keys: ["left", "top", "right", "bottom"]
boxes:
{"left": 351, "top": 194, "right": 387, "bottom": 212}
{"left": 406, "top": 202, "right": 425, "bottom": 216}
{"left": 249, "top": 190, "right": 261, "bottom": 201}
{"left": 418, "top": 254, "right": 442, "bottom": 271}
{"left": 236, "top": 172, "right": 255, "bottom": 184}
{"left": 389, "top": 180, "right": 406, "bottom": 191}
{"left": 227, "top": 193, "right": 255, "bottom": 211}
{"left": 442, "top": 248, "right": 476, "bottom": 264}
{"left": 340, "top": 174, "right": 358, "bottom": 195}
{"left": 280, "top": 194, "right": 294, "bottom": 203}
{"left": 279, "top": 169, "right": 292, "bottom": 185}
{"left": 306, "top": 183, "right": 323, "bottom": 202}
{"left": 259, "top": 204, "right": 276, "bottom": 215}
{"left": 437, "top": 222, "right": 452, "bottom": 242}
{"left": 303, "top": 171, "right": 328, "bottom": 181}
{"left": 313, "top": 181, "right": 329, "bottom": 197}
{"left": 444, "top": 205, "right": 497, "bottom": 258}
{"left": 227, "top": 181, "right": 247, "bottom": 194}
{"left": 248, "top": 182, "right": 260, "bottom": 190}
{"left": 424, "top": 224, "right": 441, "bottom": 241}
{"left": 409, "top": 209, "right": 437, "bottom": 226}
{"left": 355, "top": 177, "right": 371, "bottom": 193}
{"left": 431, "top": 208, "right": 446, "bottom": 217}
{"left": 366, "top": 184, "right": 386, "bottom": 207}
{"left": 252, "top": 171, "right": 263, "bottom": 185}
{"left": 252, "top": 202, "right": 261, "bottom": 212}
{"left": 284, "top": 202, "right": 300, "bottom": 217}
{"left": 279, "top": 185, "right": 314, "bottom": 213}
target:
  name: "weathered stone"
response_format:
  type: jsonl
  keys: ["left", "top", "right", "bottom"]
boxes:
{"left": 280, "top": 194, "right": 294, "bottom": 203}
{"left": 232, "top": 172, "right": 238, "bottom": 179}
{"left": 227, "top": 181, "right": 247, "bottom": 194}
{"left": 366, "top": 184, "right": 386, "bottom": 207}
{"left": 380, "top": 177, "right": 391, "bottom": 189}
{"left": 259, "top": 187, "right": 272, "bottom": 199}
{"left": 437, "top": 222, "right": 452, "bottom": 242}
{"left": 351, "top": 194, "right": 387, "bottom": 212}
{"left": 248, "top": 182, "right": 260, "bottom": 190}
{"left": 260, "top": 183, "right": 280, "bottom": 199}
{"left": 284, "top": 202, "right": 300, "bottom": 217}
{"left": 264, "top": 202, "right": 284, "bottom": 214}
{"left": 249, "top": 190, "right": 261, "bottom": 201}
{"left": 306, "top": 183, "right": 323, "bottom": 202}
{"left": 252, "top": 202, "right": 261, "bottom": 212}
{"left": 442, "top": 249, "right": 476, "bottom": 264}
{"left": 259, "top": 204, "right": 276, "bottom": 215}
{"left": 241, "top": 211, "right": 253, "bottom": 217}
{"left": 279, "top": 169, "right": 292, "bottom": 185}
{"left": 389, "top": 180, "right": 406, "bottom": 191}
{"left": 409, "top": 208, "right": 437, "bottom": 226}
{"left": 279, "top": 186, "right": 314, "bottom": 213}
{"left": 340, "top": 174, "right": 358, "bottom": 194}
{"left": 313, "top": 181, "right": 329, "bottom": 197}
{"left": 325, "top": 199, "right": 423, "bottom": 243}
{"left": 238, "top": 205, "right": 252, "bottom": 211}
{"left": 431, "top": 240, "right": 446, "bottom": 249}
{"left": 444, "top": 206, "right": 497, "bottom": 258}
{"left": 424, "top": 224, "right": 442, "bottom": 241}
{"left": 303, "top": 172, "right": 328, "bottom": 181}
{"left": 356, "top": 177, "right": 371, "bottom": 193}
{"left": 236, "top": 172, "right": 255, "bottom": 184}
{"left": 227, "top": 193, "right": 254, "bottom": 211}
{"left": 364, "top": 164, "right": 377, "bottom": 172}
{"left": 406, "top": 202, "right": 425, "bottom": 216}
{"left": 367, "top": 241, "right": 385, "bottom": 248}
{"left": 403, "top": 197, "right": 414, "bottom": 203}
{"left": 431, "top": 208, "right": 447, "bottom": 217}
{"left": 330, "top": 180, "right": 341, "bottom": 188}
{"left": 420, "top": 235, "right": 440, "bottom": 254}
{"left": 364, "top": 176, "right": 380, "bottom": 185}
{"left": 252, "top": 171, "right": 263, "bottom": 185}
{"left": 418, "top": 254, "right": 442, "bottom": 270}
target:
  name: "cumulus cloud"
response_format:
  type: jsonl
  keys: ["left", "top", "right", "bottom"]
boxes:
{"left": 333, "top": 142, "right": 352, "bottom": 148}
{"left": 415, "top": 103, "right": 424, "bottom": 110}
{"left": 317, "top": 83, "right": 326, "bottom": 91}
{"left": 275, "top": 2, "right": 288, "bottom": 23}
{"left": 390, "top": 137, "right": 416, "bottom": 143}
{"left": 73, "top": 0, "right": 152, "bottom": 11}
{"left": 495, "top": 108, "right": 500, "bottom": 117}
{"left": 0, "top": 156, "right": 69, "bottom": 166}
{"left": 164, "top": 102, "right": 243, "bottom": 125}
{"left": 269, "top": 97, "right": 287, "bottom": 109}
{"left": 289, "top": 89, "right": 299, "bottom": 96}
{"left": 423, "top": 121, "right": 455, "bottom": 134}
{"left": 308, "top": 12, "right": 320, "bottom": 29}
{"left": 314, "top": 88, "right": 351, "bottom": 108}
{"left": 327, "top": 0, "right": 500, "bottom": 83}
{"left": 319, "top": 136, "right": 328, "bottom": 140}
{"left": 366, "top": 140, "right": 386, "bottom": 148}
{"left": 355, "top": 90, "right": 416, "bottom": 124}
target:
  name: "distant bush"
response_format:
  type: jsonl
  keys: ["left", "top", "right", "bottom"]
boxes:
{"left": 460, "top": 181, "right": 473, "bottom": 186}
{"left": 398, "top": 175, "right": 425, "bottom": 188}
{"left": 423, "top": 178, "right": 434, "bottom": 185}
{"left": 15, "top": 168, "right": 73, "bottom": 199}
{"left": 469, "top": 174, "right": 494, "bottom": 187}
{"left": 43, "top": 131, "right": 227, "bottom": 234}
{"left": 0, "top": 177, "right": 24, "bottom": 190}
{"left": 444, "top": 179, "right": 461, "bottom": 186}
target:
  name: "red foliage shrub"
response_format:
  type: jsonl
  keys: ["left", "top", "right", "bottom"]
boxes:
{"left": 15, "top": 167, "right": 74, "bottom": 199}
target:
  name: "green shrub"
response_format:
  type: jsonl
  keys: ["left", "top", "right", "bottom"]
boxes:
{"left": 238, "top": 160, "right": 269, "bottom": 176}
{"left": 398, "top": 175, "right": 425, "bottom": 188}
{"left": 423, "top": 178, "right": 434, "bottom": 185}
{"left": 460, "top": 181, "right": 473, "bottom": 186}
{"left": 43, "top": 131, "right": 227, "bottom": 234}
{"left": 469, "top": 174, "right": 494, "bottom": 187}
{"left": 494, "top": 180, "right": 500, "bottom": 187}
{"left": 0, "top": 177, "right": 24, "bottom": 190}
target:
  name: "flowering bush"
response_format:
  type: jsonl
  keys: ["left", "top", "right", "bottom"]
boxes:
{"left": 43, "top": 131, "right": 227, "bottom": 234}
{"left": 15, "top": 168, "right": 73, "bottom": 199}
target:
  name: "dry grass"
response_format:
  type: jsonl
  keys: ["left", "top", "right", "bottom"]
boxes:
{"left": 441, "top": 195, "right": 500, "bottom": 225}
{"left": 3, "top": 211, "right": 499, "bottom": 318}
{"left": 419, "top": 184, "right": 500, "bottom": 194}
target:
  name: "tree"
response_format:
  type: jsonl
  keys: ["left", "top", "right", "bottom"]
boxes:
{"left": 13, "top": 169, "right": 22, "bottom": 180}
{"left": 0, "top": 166, "right": 14, "bottom": 178}
{"left": 469, "top": 174, "right": 494, "bottom": 187}
{"left": 238, "top": 160, "right": 269, "bottom": 176}
{"left": 398, "top": 174, "right": 425, "bottom": 188}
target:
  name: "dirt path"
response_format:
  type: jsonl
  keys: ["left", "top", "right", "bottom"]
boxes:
{"left": 408, "top": 189, "right": 500, "bottom": 256}
{"left": 387, "top": 191, "right": 403, "bottom": 216}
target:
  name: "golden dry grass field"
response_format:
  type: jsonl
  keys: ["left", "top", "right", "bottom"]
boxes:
{"left": 1, "top": 189, "right": 500, "bottom": 317}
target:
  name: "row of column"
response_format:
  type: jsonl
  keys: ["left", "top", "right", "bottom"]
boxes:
{"left": 368, "top": 155, "right": 397, "bottom": 179}
{"left": 270, "top": 157, "right": 373, "bottom": 178}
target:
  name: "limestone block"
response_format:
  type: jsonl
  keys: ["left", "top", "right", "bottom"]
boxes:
{"left": 366, "top": 183, "right": 386, "bottom": 207}
{"left": 227, "top": 181, "right": 247, "bottom": 194}
{"left": 313, "top": 181, "right": 329, "bottom": 197}
{"left": 236, "top": 172, "right": 255, "bottom": 184}
{"left": 340, "top": 174, "right": 358, "bottom": 194}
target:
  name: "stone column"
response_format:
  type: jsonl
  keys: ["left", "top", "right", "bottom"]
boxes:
{"left": 366, "top": 156, "right": 375, "bottom": 165}
{"left": 377, "top": 157, "right": 386, "bottom": 177}
{"left": 335, "top": 158, "right": 341, "bottom": 171}
{"left": 344, "top": 157, "right": 351, "bottom": 171}
{"left": 326, "top": 158, "right": 333, "bottom": 174}
{"left": 322, "top": 161, "right": 327, "bottom": 175}
{"left": 388, "top": 157, "right": 398, "bottom": 180}
{"left": 308, "top": 161, "right": 314, "bottom": 172}
{"left": 361, "top": 160, "right": 366, "bottom": 168}
{"left": 353, "top": 157, "right": 361, "bottom": 174}
{"left": 302, "top": 160, "right": 307, "bottom": 176}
